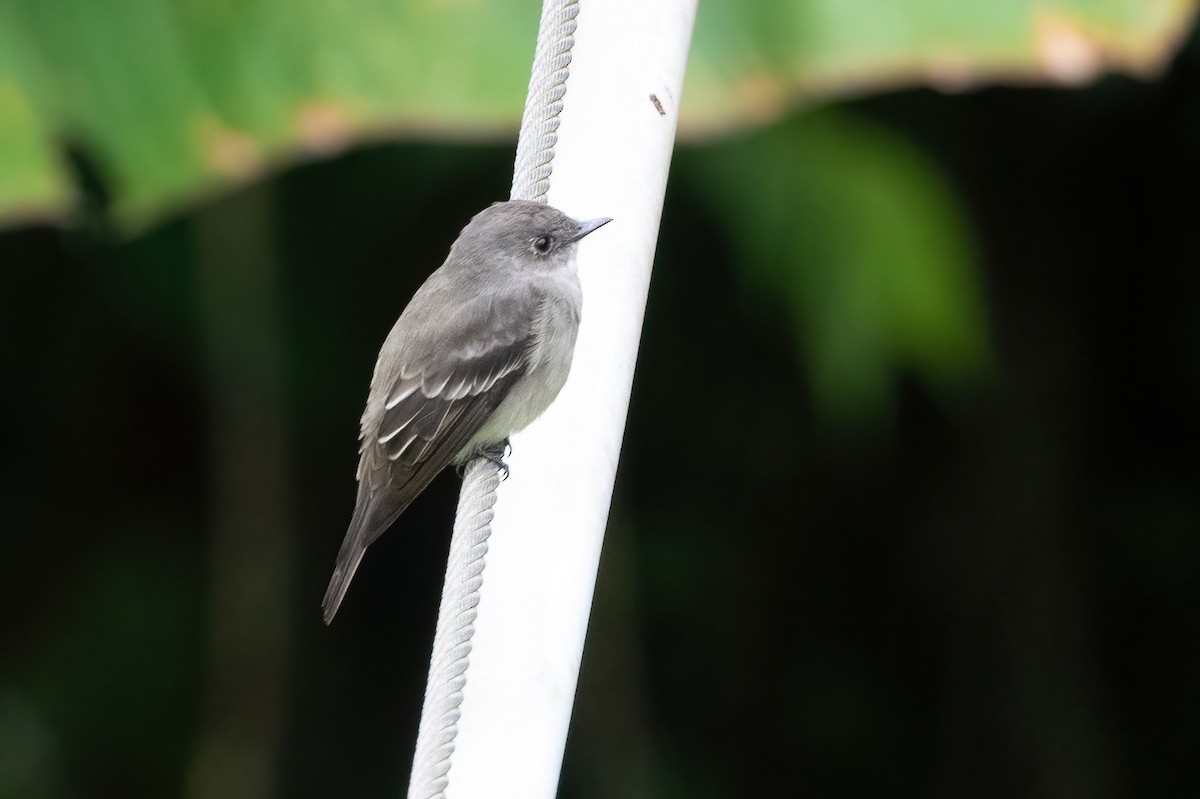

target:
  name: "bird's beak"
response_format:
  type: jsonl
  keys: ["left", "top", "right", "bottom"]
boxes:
{"left": 569, "top": 217, "right": 613, "bottom": 242}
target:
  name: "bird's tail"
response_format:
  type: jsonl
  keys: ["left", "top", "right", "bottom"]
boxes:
{"left": 322, "top": 459, "right": 444, "bottom": 623}
{"left": 322, "top": 545, "right": 367, "bottom": 624}
{"left": 321, "top": 484, "right": 383, "bottom": 624}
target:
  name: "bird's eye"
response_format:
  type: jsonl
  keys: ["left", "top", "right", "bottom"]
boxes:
{"left": 532, "top": 235, "right": 553, "bottom": 254}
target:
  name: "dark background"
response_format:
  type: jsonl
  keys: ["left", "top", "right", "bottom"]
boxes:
{"left": 2, "top": 28, "right": 1198, "bottom": 799}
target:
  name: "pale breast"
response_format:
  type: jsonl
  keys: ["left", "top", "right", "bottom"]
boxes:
{"left": 462, "top": 271, "right": 582, "bottom": 455}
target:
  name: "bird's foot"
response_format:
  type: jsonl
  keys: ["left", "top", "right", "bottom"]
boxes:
{"left": 460, "top": 439, "right": 511, "bottom": 480}
{"left": 479, "top": 439, "right": 511, "bottom": 480}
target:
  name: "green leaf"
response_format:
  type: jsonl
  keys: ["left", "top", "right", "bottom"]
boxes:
{"left": 0, "top": 16, "right": 66, "bottom": 223}
{"left": 682, "top": 110, "right": 990, "bottom": 425}
{"left": 0, "top": 0, "right": 1192, "bottom": 228}
{"left": 685, "top": 0, "right": 1196, "bottom": 133}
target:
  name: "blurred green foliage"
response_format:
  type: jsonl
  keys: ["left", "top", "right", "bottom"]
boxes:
{"left": 0, "top": 0, "right": 1192, "bottom": 225}
{"left": 686, "top": 110, "right": 987, "bottom": 424}
{"left": 1, "top": 3, "right": 1198, "bottom": 799}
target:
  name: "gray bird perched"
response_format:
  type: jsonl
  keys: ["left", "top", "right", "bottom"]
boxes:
{"left": 322, "top": 200, "right": 611, "bottom": 624}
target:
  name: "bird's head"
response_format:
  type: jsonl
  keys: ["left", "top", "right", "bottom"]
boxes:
{"left": 453, "top": 200, "right": 611, "bottom": 273}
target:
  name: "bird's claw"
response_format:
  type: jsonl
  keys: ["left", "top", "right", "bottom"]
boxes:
{"left": 470, "top": 439, "right": 511, "bottom": 480}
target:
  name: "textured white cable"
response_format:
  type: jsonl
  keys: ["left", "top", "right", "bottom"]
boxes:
{"left": 407, "top": 2, "right": 580, "bottom": 797}
{"left": 410, "top": 1, "right": 697, "bottom": 796}
{"left": 511, "top": 0, "right": 580, "bottom": 204}
{"left": 407, "top": 459, "right": 500, "bottom": 799}
{"left": 452, "top": 2, "right": 697, "bottom": 798}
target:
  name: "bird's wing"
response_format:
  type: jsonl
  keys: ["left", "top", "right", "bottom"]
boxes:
{"left": 322, "top": 288, "right": 538, "bottom": 623}
{"left": 370, "top": 331, "right": 528, "bottom": 472}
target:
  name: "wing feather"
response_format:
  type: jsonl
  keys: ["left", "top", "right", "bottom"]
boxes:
{"left": 322, "top": 283, "right": 542, "bottom": 623}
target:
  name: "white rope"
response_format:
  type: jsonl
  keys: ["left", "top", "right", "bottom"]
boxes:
{"left": 406, "top": 2, "right": 578, "bottom": 797}
{"left": 407, "top": 458, "right": 499, "bottom": 799}
{"left": 511, "top": 0, "right": 580, "bottom": 204}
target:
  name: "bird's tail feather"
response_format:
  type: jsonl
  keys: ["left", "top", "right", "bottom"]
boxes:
{"left": 322, "top": 546, "right": 367, "bottom": 624}
{"left": 322, "top": 485, "right": 385, "bottom": 624}
{"left": 322, "top": 453, "right": 456, "bottom": 623}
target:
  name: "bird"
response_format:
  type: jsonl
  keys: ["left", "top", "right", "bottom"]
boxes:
{"left": 321, "top": 200, "right": 611, "bottom": 623}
